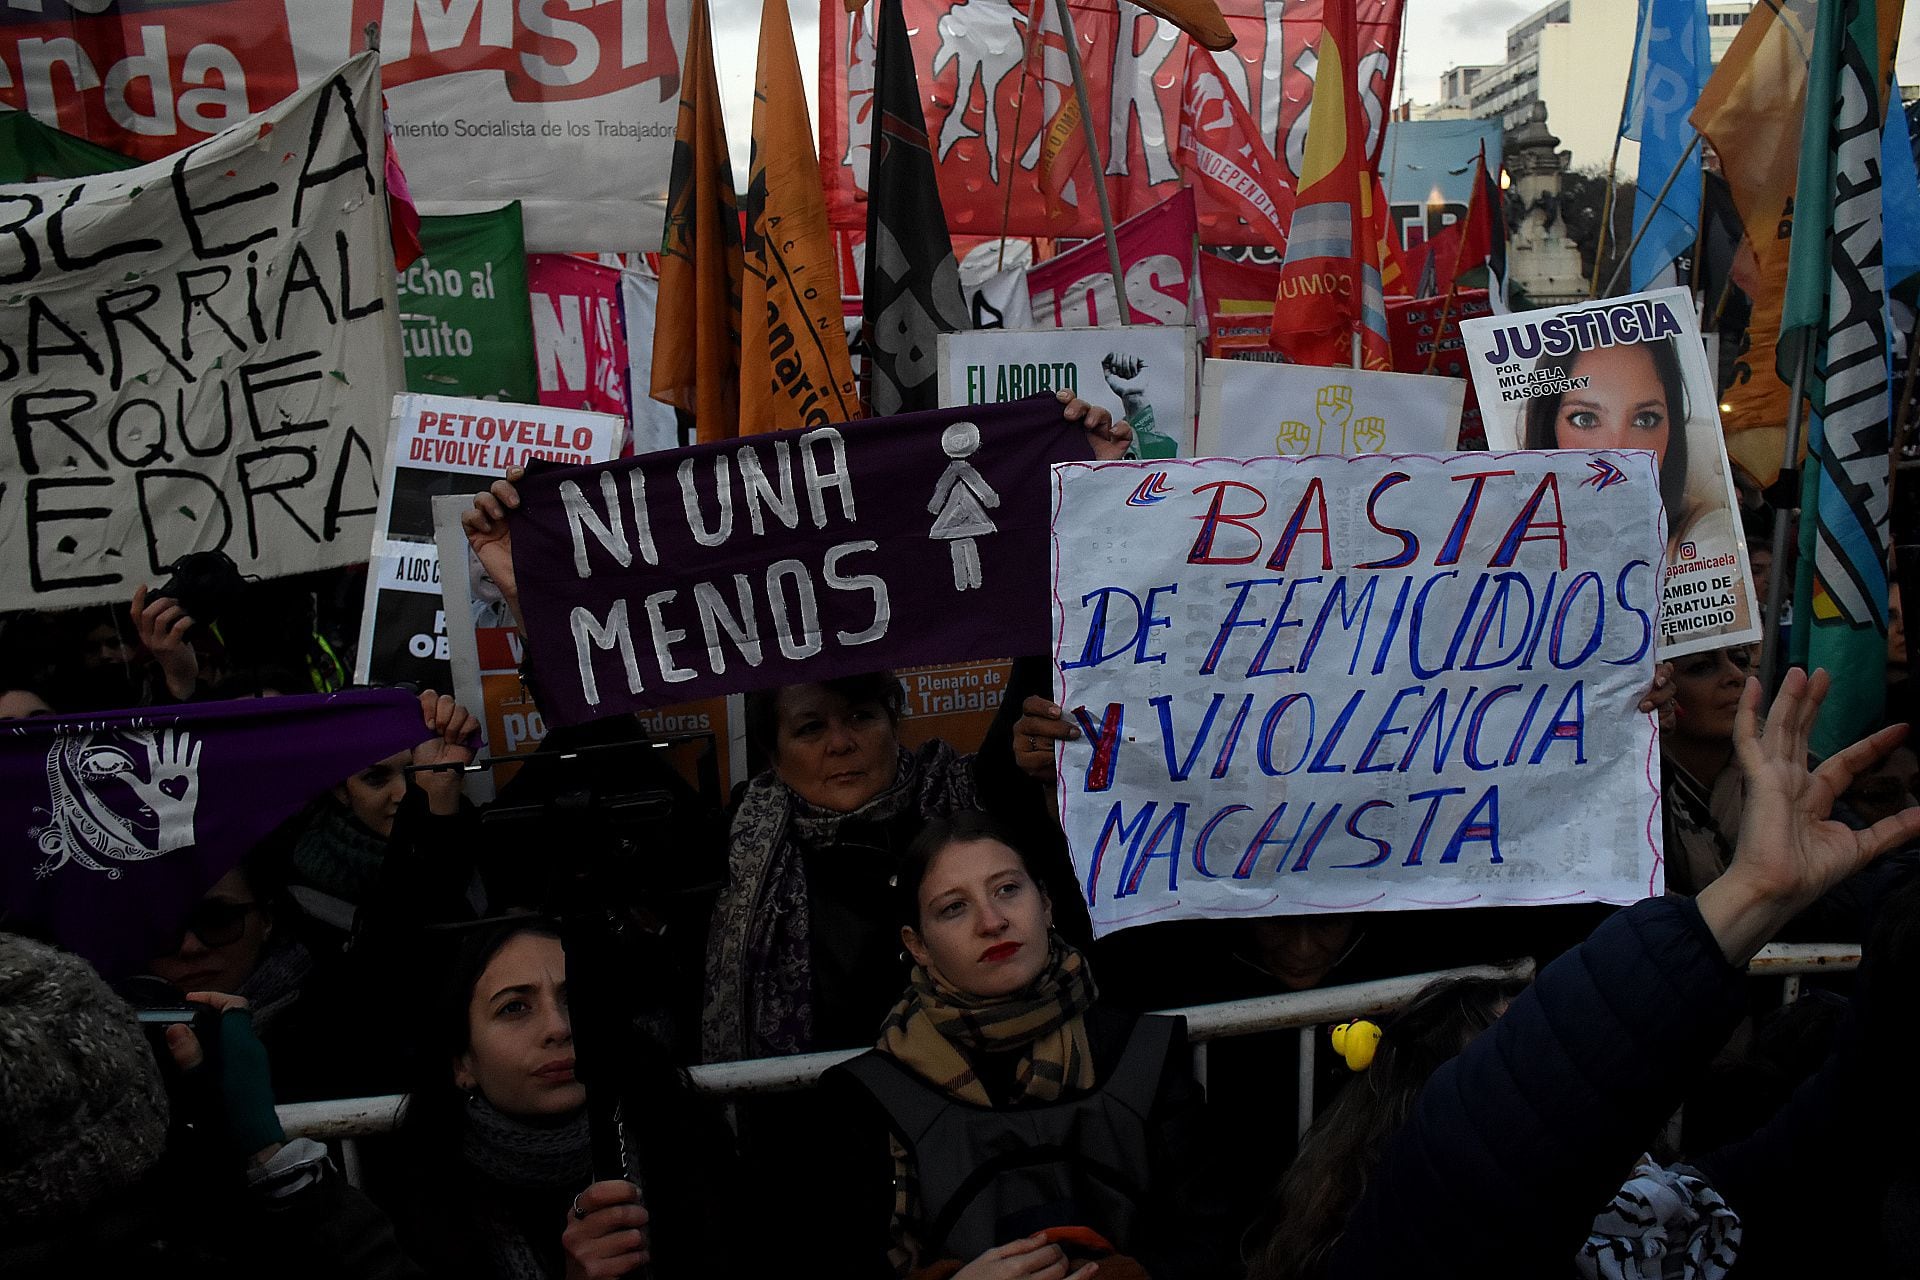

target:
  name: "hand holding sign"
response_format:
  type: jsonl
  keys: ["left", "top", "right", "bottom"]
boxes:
{"left": 1699, "top": 668, "right": 1920, "bottom": 965}
{"left": 1055, "top": 391, "right": 1134, "bottom": 461}
{"left": 462, "top": 468, "right": 528, "bottom": 635}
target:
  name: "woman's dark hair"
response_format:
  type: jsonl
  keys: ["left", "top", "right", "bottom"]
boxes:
{"left": 1523, "top": 336, "right": 1691, "bottom": 522}
{"left": 1245, "top": 975, "right": 1528, "bottom": 1280}
{"left": 893, "top": 811, "right": 1045, "bottom": 932}
{"left": 743, "top": 670, "right": 906, "bottom": 757}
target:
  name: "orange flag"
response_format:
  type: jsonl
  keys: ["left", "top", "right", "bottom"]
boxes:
{"left": 741, "top": 0, "right": 858, "bottom": 431}
{"left": 651, "top": 0, "right": 743, "bottom": 443}
{"left": 1268, "top": 0, "right": 1391, "bottom": 370}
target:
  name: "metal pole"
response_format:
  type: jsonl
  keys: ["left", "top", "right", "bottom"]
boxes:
{"left": 995, "top": 0, "right": 1046, "bottom": 272}
{"left": 1603, "top": 133, "right": 1702, "bottom": 296}
{"left": 1759, "top": 341, "right": 1813, "bottom": 694}
{"left": 1052, "top": 0, "right": 1131, "bottom": 324}
{"left": 1589, "top": 132, "right": 1625, "bottom": 297}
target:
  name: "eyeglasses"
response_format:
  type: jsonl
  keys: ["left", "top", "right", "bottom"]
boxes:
{"left": 179, "top": 899, "right": 259, "bottom": 948}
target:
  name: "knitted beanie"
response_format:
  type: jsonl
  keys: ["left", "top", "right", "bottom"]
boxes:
{"left": 0, "top": 932, "right": 170, "bottom": 1232}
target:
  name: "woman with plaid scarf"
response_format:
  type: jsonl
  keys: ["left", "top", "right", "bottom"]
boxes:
{"left": 818, "top": 813, "right": 1237, "bottom": 1280}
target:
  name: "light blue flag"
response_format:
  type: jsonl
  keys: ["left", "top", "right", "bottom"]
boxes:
{"left": 1623, "top": 0, "right": 1709, "bottom": 292}
{"left": 1881, "top": 93, "right": 1920, "bottom": 291}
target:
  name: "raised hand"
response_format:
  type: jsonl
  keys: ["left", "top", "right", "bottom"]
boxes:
{"left": 131, "top": 584, "right": 200, "bottom": 701}
{"left": 1698, "top": 668, "right": 1920, "bottom": 963}
{"left": 463, "top": 467, "right": 528, "bottom": 634}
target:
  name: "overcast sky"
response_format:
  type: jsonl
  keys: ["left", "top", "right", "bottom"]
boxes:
{"left": 701, "top": 0, "right": 1920, "bottom": 183}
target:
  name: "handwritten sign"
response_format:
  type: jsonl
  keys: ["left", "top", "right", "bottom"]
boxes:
{"left": 939, "top": 326, "right": 1198, "bottom": 458}
{"left": 1052, "top": 452, "right": 1665, "bottom": 936}
{"left": 357, "top": 393, "right": 622, "bottom": 691}
{"left": 1462, "top": 288, "right": 1760, "bottom": 658}
{"left": 512, "top": 397, "right": 1088, "bottom": 725}
{"left": 1196, "top": 362, "right": 1463, "bottom": 457}
{"left": 0, "top": 53, "right": 399, "bottom": 612}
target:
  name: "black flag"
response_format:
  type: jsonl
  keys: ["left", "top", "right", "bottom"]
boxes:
{"left": 861, "top": 0, "right": 968, "bottom": 416}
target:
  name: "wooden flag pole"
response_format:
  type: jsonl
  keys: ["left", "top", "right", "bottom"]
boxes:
{"left": 1603, "top": 132, "right": 1702, "bottom": 296}
{"left": 1053, "top": 0, "right": 1131, "bottom": 324}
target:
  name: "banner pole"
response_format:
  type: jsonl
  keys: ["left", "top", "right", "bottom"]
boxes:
{"left": 1424, "top": 280, "right": 1460, "bottom": 374}
{"left": 1759, "top": 341, "right": 1813, "bottom": 697}
{"left": 1052, "top": 0, "right": 1131, "bottom": 325}
{"left": 1602, "top": 132, "right": 1701, "bottom": 296}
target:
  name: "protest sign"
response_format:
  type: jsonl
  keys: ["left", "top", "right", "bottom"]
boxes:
{"left": 398, "top": 205, "right": 539, "bottom": 402}
{"left": 0, "top": 53, "right": 400, "bottom": 613}
{"left": 939, "top": 326, "right": 1198, "bottom": 459}
{"left": 357, "top": 394, "right": 622, "bottom": 691}
{"left": 1052, "top": 452, "right": 1665, "bottom": 936}
{"left": 818, "top": 0, "right": 1404, "bottom": 242}
{"left": 0, "top": 1, "right": 688, "bottom": 251}
{"left": 1461, "top": 288, "right": 1760, "bottom": 658}
{"left": 895, "top": 659, "right": 1017, "bottom": 753}
{"left": 1026, "top": 190, "right": 1198, "bottom": 328}
{"left": 529, "top": 253, "right": 630, "bottom": 420}
{"left": 1387, "top": 290, "right": 1493, "bottom": 449}
{"left": 510, "top": 396, "right": 1091, "bottom": 725}
{"left": 1196, "top": 363, "right": 1464, "bottom": 457}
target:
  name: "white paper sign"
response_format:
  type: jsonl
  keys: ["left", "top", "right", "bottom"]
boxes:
{"left": 939, "top": 326, "right": 1199, "bottom": 458}
{"left": 1460, "top": 288, "right": 1760, "bottom": 659}
{"left": 356, "top": 392, "right": 622, "bottom": 688}
{"left": 0, "top": 54, "right": 400, "bottom": 612}
{"left": 1052, "top": 452, "right": 1666, "bottom": 936}
{"left": 1197, "top": 361, "right": 1466, "bottom": 457}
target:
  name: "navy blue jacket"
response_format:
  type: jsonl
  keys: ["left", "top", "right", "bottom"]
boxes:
{"left": 1328, "top": 896, "right": 1748, "bottom": 1278}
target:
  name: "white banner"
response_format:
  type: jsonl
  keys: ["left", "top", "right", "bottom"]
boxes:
{"left": 1462, "top": 288, "right": 1760, "bottom": 659}
{"left": 939, "top": 326, "right": 1199, "bottom": 459}
{"left": 356, "top": 392, "right": 622, "bottom": 689}
{"left": 1197, "top": 361, "right": 1465, "bottom": 457}
{"left": 1052, "top": 452, "right": 1665, "bottom": 936}
{"left": 0, "top": 53, "right": 399, "bottom": 612}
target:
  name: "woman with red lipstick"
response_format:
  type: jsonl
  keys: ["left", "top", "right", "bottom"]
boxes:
{"left": 819, "top": 814, "right": 1234, "bottom": 1280}
{"left": 390, "top": 920, "right": 738, "bottom": 1280}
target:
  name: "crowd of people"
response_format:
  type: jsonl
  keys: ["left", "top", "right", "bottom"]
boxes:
{"left": 4, "top": 394, "right": 1920, "bottom": 1278}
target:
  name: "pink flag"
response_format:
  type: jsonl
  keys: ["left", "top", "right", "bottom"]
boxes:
{"left": 527, "top": 253, "right": 630, "bottom": 419}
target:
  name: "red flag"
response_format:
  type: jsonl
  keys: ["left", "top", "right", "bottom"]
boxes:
{"left": 1026, "top": 0, "right": 1120, "bottom": 220}
{"left": 383, "top": 106, "right": 423, "bottom": 271}
{"left": 1176, "top": 49, "right": 1294, "bottom": 257}
{"left": 1448, "top": 144, "right": 1495, "bottom": 288}
{"left": 1267, "top": 0, "right": 1390, "bottom": 369}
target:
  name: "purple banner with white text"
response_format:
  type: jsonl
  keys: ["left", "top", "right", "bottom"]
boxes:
{"left": 511, "top": 396, "right": 1090, "bottom": 724}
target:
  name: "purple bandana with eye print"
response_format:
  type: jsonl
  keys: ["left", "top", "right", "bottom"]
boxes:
{"left": 0, "top": 689, "right": 425, "bottom": 978}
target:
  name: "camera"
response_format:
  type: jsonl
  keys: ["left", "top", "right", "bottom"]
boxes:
{"left": 149, "top": 550, "right": 247, "bottom": 627}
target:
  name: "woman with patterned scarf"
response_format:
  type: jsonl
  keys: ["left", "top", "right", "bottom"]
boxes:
{"left": 816, "top": 814, "right": 1237, "bottom": 1280}
{"left": 389, "top": 919, "right": 742, "bottom": 1279}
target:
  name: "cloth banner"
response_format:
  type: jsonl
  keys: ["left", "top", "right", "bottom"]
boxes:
{"left": 1462, "top": 288, "right": 1760, "bottom": 659}
{"left": 0, "top": 52, "right": 398, "bottom": 612}
{"left": 818, "top": 0, "right": 1404, "bottom": 242}
{"left": 529, "top": 253, "right": 630, "bottom": 420}
{"left": 0, "top": 689, "right": 425, "bottom": 977}
{"left": 355, "top": 392, "right": 623, "bottom": 692}
{"left": 0, "top": 0, "right": 692, "bottom": 251}
{"left": 1198, "top": 252, "right": 1283, "bottom": 359}
{"left": 1387, "top": 290, "right": 1493, "bottom": 448}
{"left": 939, "top": 326, "right": 1198, "bottom": 458}
{"left": 1027, "top": 189, "right": 1198, "bottom": 328}
{"left": 1051, "top": 452, "right": 1664, "bottom": 936}
{"left": 510, "top": 396, "right": 1089, "bottom": 724}
{"left": 398, "top": 204, "right": 539, "bottom": 402}
{"left": 1196, "top": 362, "right": 1462, "bottom": 456}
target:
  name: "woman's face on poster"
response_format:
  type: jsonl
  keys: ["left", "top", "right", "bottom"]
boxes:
{"left": 1550, "top": 343, "right": 1673, "bottom": 468}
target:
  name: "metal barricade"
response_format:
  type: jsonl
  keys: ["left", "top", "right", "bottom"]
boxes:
{"left": 276, "top": 944, "right": 1862, "bottom": 1182}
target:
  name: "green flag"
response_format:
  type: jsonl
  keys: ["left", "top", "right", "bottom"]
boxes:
{"left": 1784, "top": 0, "right": 1895, "bottom": 756}
{"left": 0, "top": 109, "right": 136, "bottom": 182}
{"left": 396, "top": 204, "right": 539, "bottom": 403}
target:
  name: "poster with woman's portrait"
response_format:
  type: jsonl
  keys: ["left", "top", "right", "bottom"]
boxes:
{"left": 1461, "top": 287, "right": 1760, "bottom": 659}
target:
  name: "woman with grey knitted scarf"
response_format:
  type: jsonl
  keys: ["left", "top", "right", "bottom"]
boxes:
{"left": 389, "top": 919, "right": 743, "bottom": 1280}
